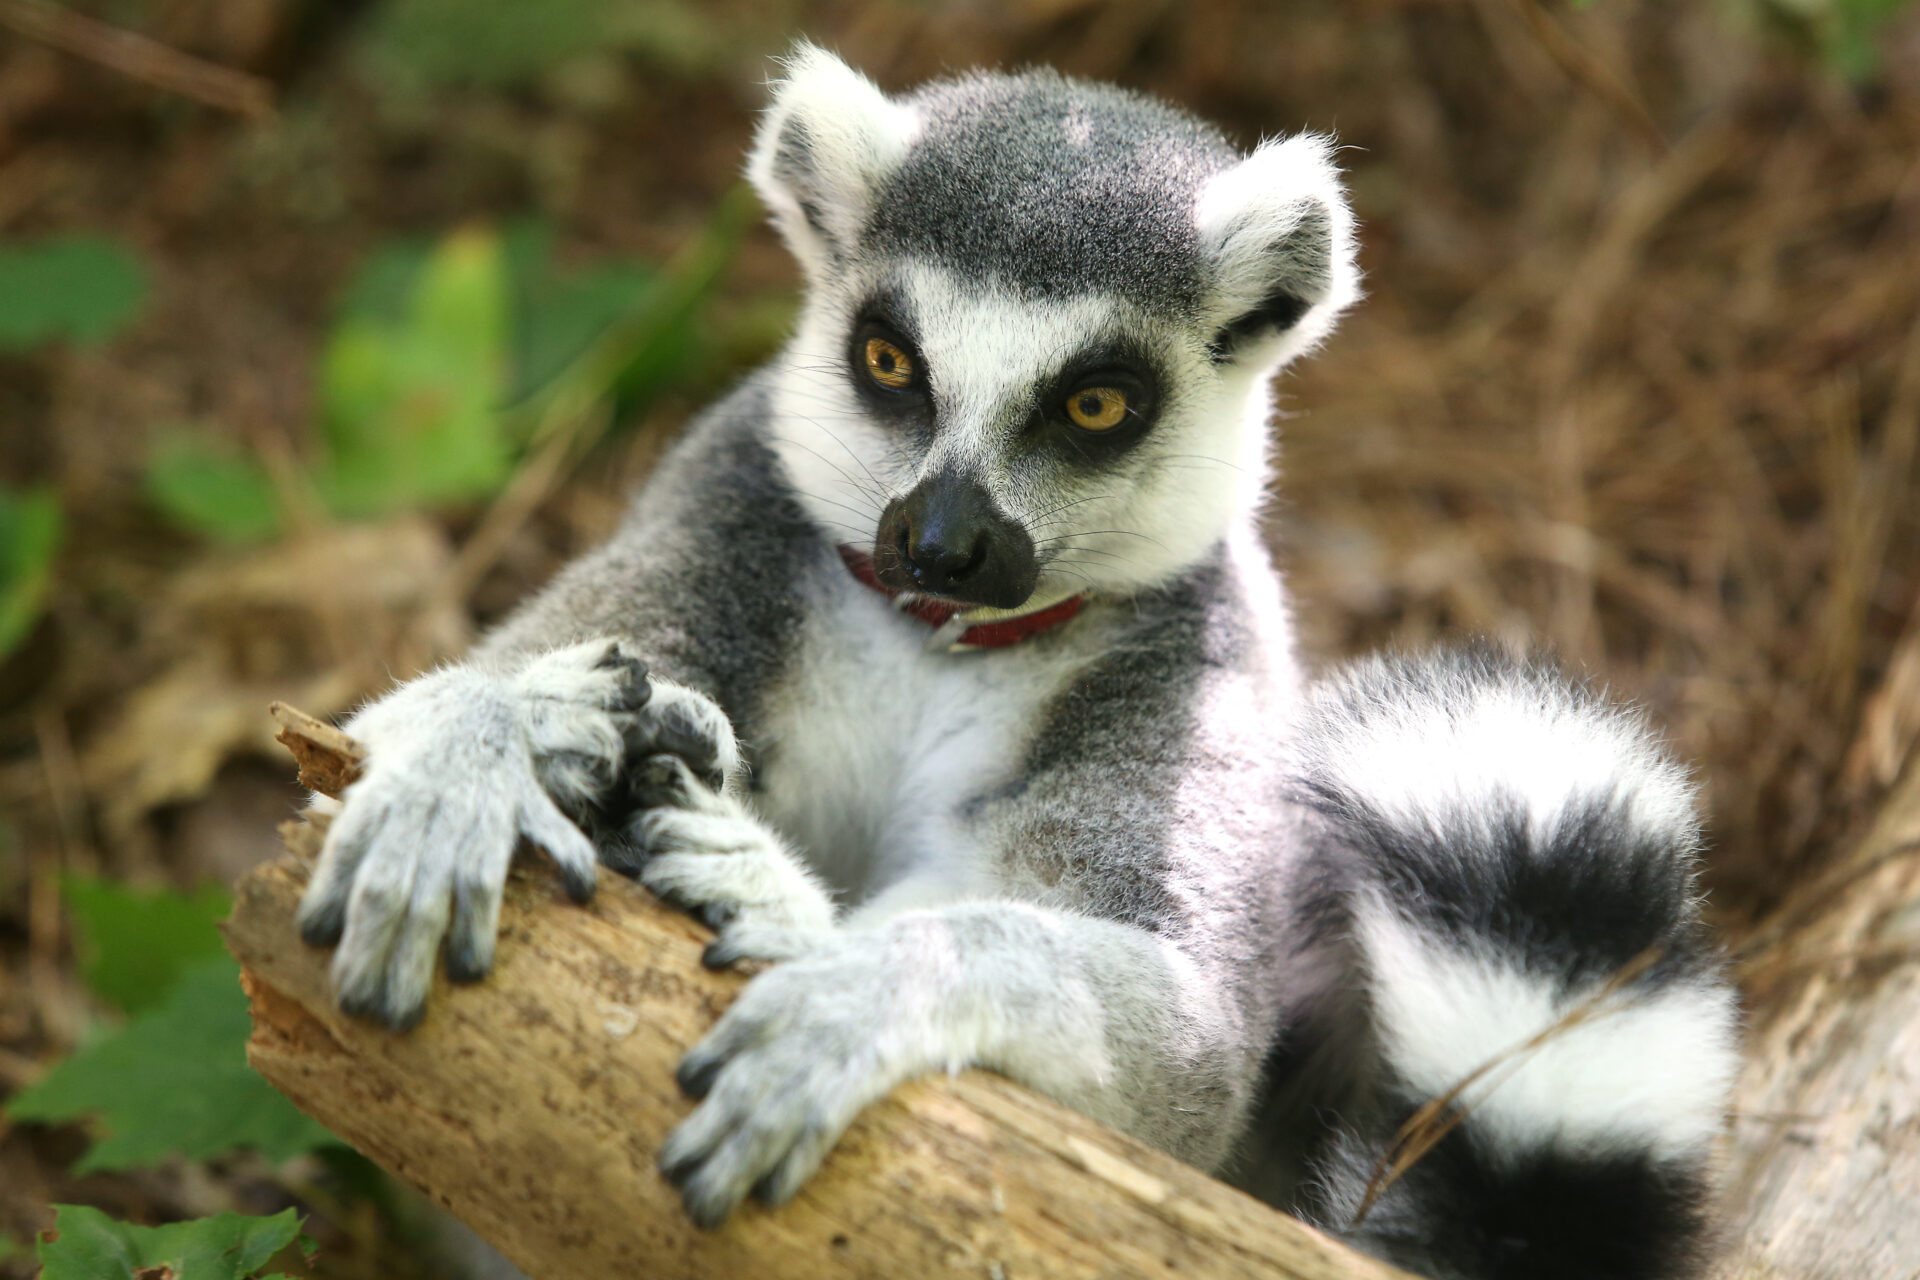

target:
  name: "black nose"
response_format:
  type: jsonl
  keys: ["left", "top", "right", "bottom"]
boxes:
{"left": 874, "top": 471, "right": 1037, "bottom": 609}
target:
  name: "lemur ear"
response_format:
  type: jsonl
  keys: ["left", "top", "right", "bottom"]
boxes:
{"left": 1194, "top": 135, "right": 1359, "bottom": 361}
{"left": 747, "top": 43, "right": 918, "bottom": 280}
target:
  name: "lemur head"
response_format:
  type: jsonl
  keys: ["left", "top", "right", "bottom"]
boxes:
{"left": 750, "top": 45, "right": 1357, "bottom": 609}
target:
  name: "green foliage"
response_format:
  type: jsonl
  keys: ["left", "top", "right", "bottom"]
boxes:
{"left": 1805, "top": 0, "right": 1915, "bottom": 79}
{"left": 360, "top": 0, "right": 620, "bottom": 90}
{"left": 62, "top": 875, "right": 232, "bottom": 1015}
{"left": 346, "top": 219, "right": 661, "bottom": 408}
{"left": 0, "top": 482, "right": 60, "bottom": 659}
{"left": 37, "top": 1205, "right": 310, "bottom": 1280}
{"left": 145, "top": 435, "right": 284, "bottom": 546}
{"left": 8, "top": 956, "right": 336, "bottom": 1173}
{"left": 503, "top": 220, "right": 659, "bottom": 399}
{"left": 0, "top": 235, "right": 147, "bottom": 350}
{"left": 147, "top": 207, "right": 740, "bottom": 543}
{"left": 1573, "top": 0, "right": 1913, "bottom": 80}
{"left": 357, "top": 0, "right": 737, "bottom": 91}
{"left": 318, "top": 225, "right": 512, "bottom": 517}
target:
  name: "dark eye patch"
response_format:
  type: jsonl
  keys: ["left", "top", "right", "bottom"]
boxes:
{"left": 1031, "top": 344, "right": 1160, "bottom": 459}
{"left": 845, "top": 298, "right": 934, "bottom": 423}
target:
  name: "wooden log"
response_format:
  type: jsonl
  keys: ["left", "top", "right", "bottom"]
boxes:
{"left": 222, "top": 717, "right": 1413, "bottom": 1280}
{"left": 1713, "top": 758, "right": 1920, "bottom": 1279}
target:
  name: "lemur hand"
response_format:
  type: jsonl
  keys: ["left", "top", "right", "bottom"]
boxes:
{"left": 626, "top": 753, "right": 836, "bottom": 967}
{"left": 660, "top": 931, "right": 935, "bottom": 1228}
{"left": 295, "top": 638, "right": 739, "bottom": 1028}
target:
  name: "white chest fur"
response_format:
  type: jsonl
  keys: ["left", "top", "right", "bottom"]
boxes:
{"left": 750, "top": 573, "right": 1091, "bottom": 910}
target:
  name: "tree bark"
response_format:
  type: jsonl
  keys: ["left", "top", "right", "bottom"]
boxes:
{"left": 222, "top": 722, "right": 1413, "bottom": 1280}
{"left": 1712, "top": 758, "right": 1920, "bottom": 1279}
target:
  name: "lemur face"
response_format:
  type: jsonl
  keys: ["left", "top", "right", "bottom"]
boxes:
{"left": 751, "top": 47, "right": 1357, "bottom": 607}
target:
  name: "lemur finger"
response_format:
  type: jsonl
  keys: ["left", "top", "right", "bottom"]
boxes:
{"left": 375, "top": 876, "right": 454, "bottom": 1030}
{"left": 662, "top": 1051, "right": 794, "bottom": 1183}
{"left": 630, "top": 752, "right": 699, "bottom": 810}
{"left": 330, "top": 838, "right": 420, "bottom": 1026}
{"left": 517, "top": 786, "right": 598, "bottom": 904}
{"left": 591, "top": 816, "right": 649, "bottom": 879}
{"left": 752, "top": 1112, "right": 839, "bottom": 1209}
{"left": 297, "top": 800, "right": 381, "bottom": 947}
{"left": 533, "top": 748, "right": 619, "bottom": 815}
{"left": 702, "top": 921, "right": 827, "bottom": 970}
{"left": 676, "top": 1104, "right": 798, "bottom": 1230}
{"left": 750, "top": 1051, "right": 893, "bottom": 1209}
{"left": 446, "top": 870, "right": 504, "bottom": 983}
{"left": 624, "top": 694, "right": 734, "bottom": 791}
{"left": 592, "top": 642, "right": 652, "bottom": 710}
{"left": 674, "top": 994, "right": 788, "bottom": 1100}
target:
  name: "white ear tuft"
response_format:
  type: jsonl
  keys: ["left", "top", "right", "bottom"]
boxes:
{"left": 1194, "top": 134, "right": 1359, "bottom": 360}
{"left": 746, "top": 43, "right": 919, "bottom": 280}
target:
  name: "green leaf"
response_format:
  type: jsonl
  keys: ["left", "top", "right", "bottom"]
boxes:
{"left": 359, "top": 0, "right": 620, "bottom": 89}
{"left": 145, "top": 434, "right": 283, "bottom": 544}
{"left": 37, "top": 1205, "right": 305, "bottom": 1280}
{"left": 0, "top": 235, "right": 147, "bottom": 349}
{"left": 8, "top": 956, "right": 337, "bottom": 1172}
{"left": 1827, "top": 0, "right": 1912, "bottom": 79}
{"left": 0, "top": 483, "right": 60, "bottom": 659}
{"left": 336, "top": 237, "right": 431, "bottom": 325}
{"left": 62, "top": 876, "right": 232, "bottom": 1015}
{"left": 317, "top": 226, "right": 512, "bottom": 517}
{"left": 512, "top": 253, "right": 655, "bottom": 403}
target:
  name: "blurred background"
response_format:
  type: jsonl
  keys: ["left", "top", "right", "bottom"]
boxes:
{"left": 0, "top": 0, "right": 1916, "bottom": 1274}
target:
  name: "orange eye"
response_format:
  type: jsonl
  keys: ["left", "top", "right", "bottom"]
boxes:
{"left": 1066, "top": 386, "right": 1129, "bottom": 431}
{"left": 864, "top": 337, "right": 915, "bottom": 389}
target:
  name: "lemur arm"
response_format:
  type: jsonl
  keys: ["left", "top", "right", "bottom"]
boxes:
{"left": 471, "top": 381, "right": 815, "bottom": 721}
{"left": 658, "top": 893, "right": 1254, "bottom": 1228}
{"left": 294, "top": 384, "right": 821, "bottom": 1028}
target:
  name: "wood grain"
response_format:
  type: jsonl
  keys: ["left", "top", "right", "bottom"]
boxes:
{"left": 1714, "top": 760, "right": 1920, "bottom": 1280}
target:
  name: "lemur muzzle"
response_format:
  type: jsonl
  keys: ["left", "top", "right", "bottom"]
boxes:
{"left": 874, "top": 470, "right": 1038, "bottom": 609}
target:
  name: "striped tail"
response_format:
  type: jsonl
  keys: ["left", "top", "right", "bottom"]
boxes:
{"left": 1288, "top": 646, "right": 1737, "bottom": 1280}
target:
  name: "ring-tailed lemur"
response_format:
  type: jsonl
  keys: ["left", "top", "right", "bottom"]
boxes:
{"left": 295, "top": 45, "right": 1738, "bottom": 1280}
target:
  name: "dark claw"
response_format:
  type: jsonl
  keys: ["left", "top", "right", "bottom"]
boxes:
{"left": 340, "top": 989, "right": 423, "bottom": 1032}
{"left": 338, "top": 989, "right": 379, "bottom": 1021}
{"left": 700, "top": 903, "right": 737, "bottom": 932}
{"left": 683, "top": 1189, "right": 729, "bottom": 1231}
{"left": 701, "top": 938, "right": 741, "bottom": 970}
{"left": 595, "top": 646, "right": 651, "bottom": 709}
{"left": 676, "top": 1052, "right": 722, "bottom": 1099}
{"left": 610, "top": 673, "right": 652, "bottom": 712}
{"left": 649, "top": 711, "right": 722, "bottom": 781}
{"left": 751, "top": 1171, "right": 782, "bottom": 1207}
{"left": 596, "top": 826, "right": 648, "bottom": 878}
{"left": 445, "top": 942, "right": 491, "bottom": 985}
{"left": 659, "top": 1146, "right": 701, "bottom": 1187}
{"left": 299, "top": 902, "right": 346, "bottom": 947}
{"left": 559, "top": 860, "right": 598, "bottom": 905}
{"left": 631, "top": 753, "right": 694, "bottom": 808}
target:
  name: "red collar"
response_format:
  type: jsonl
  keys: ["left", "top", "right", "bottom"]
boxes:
{"left": 837, "top": 545, "right": 1088, "bottom": 652}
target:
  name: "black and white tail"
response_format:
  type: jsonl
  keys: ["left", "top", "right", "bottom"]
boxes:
{"left": 1263, "top": 646, "right": 1737, "bottom": 1280}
